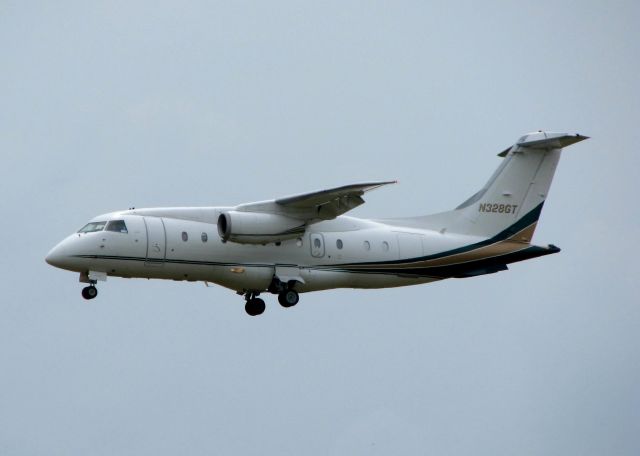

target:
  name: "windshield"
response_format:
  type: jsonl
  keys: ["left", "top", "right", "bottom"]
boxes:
{"left": 105, "top": 220, "right": 128, "bottom": 233}
{"left": 78, "top": 221, "right": 107, "bottom": 233}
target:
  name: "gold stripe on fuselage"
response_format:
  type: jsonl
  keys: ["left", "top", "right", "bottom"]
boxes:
{"left": 338, "top": 220, "right": 539, "bottom": 270}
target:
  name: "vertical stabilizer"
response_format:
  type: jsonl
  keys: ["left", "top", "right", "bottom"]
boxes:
{"left": 452, "top": 132, "right": 587, "bottom": 241}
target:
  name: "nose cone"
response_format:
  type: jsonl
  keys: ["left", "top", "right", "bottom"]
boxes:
{"left": 45, "top": 242, "right": 67, "bottom": 268}
{"left": 45, "top": 235, "right": 80, "bottom": 270}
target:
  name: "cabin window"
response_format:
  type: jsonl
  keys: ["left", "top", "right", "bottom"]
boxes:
{"left": 105, "top": 220, "right": 128, "bottom": 233}
{"left": 182, "top": 232, "right": 188, "bottom": 242}
{"left": 201, "top": 232, "right": 208, "bottom": 242}
{"left": 363, "top": 240, "right": 371, "bottom": 250}
{"left": 78, "top": 221, "right": 106, "bottom": 233}
{"left": 336, "top": 239, "right": 343, "bottom": 249}
{"left": 313, "top": 238, "right": 321, "bottom": 248}
{"left": 382, "top": 241, "right": 389, "bottom": 252}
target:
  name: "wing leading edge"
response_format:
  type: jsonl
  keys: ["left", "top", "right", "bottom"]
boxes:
{"left": 236, "top": 180, "right": 396, "bottom": 222}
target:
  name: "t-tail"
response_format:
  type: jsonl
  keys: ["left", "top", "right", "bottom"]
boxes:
{"left": 449, "top": 131, "right": 588, "bottom": 241}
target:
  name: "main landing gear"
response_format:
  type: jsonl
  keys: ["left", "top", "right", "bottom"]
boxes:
{"left": 278, "top": 289, "right": 299, "bottom": 308}
{"left": 244, "top": 292, "right": 266, "bottom": 316}
{"left": 242, "top": 279, "right": 300, "bottom": 316}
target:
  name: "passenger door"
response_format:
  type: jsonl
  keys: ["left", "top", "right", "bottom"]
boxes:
{"left": 144, "top": 217, "right": 166, "bottom": 265}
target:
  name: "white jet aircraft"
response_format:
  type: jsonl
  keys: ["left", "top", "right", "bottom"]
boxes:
{"left": 46, "top": 131, "right": 587, "bottom": 316}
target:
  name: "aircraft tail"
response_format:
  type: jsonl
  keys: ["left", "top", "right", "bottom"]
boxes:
{"left": 442, "top": 131, "right": 588, "bottom": 241}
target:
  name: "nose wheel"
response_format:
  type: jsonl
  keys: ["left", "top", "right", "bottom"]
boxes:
{"left": 81, "top": 285, "right": 98, "bottom": 300}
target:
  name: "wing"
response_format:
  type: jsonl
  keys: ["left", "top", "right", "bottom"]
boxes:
{"left": 235, "top": 180, "right": 396, "bottom": 222}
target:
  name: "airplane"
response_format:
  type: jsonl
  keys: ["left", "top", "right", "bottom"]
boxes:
{"left": 46, "top": 131, "right": 587, "bottom": 316}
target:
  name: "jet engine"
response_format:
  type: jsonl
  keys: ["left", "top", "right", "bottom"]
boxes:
{"left": 217, "top": 211, "right": 305, "bottom": 244}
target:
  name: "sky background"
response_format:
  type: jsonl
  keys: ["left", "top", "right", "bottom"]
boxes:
{"left": 1, "top": 1, "right": 639, "bottom": 454}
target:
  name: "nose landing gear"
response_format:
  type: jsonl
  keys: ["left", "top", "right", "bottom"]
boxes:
{"left": 79, "top": 271, "right": 106, "bottom": 300}
{"left": 81, "top": 284, "right": 98, "bottom": 300}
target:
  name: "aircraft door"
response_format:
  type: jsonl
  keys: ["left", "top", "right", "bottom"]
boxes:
{"left": 144, "top": 217, "right": 166, "bottom": 264}
{"left": 310, "top": 233, "right": 325, "bottom": 258}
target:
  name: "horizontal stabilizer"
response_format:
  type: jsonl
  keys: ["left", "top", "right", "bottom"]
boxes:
{"left": 498, "top": 132, "right": 588, "bottom": 156}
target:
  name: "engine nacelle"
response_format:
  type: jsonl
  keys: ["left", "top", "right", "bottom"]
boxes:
{"left": 217, "top": 211, "right": 305, "bottom": 244}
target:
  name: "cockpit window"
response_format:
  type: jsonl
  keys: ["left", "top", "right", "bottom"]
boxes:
{"left": 78, "top": 221, "right": 107, "bottom": 233}
{"left": 106, "top": 220, "right": 128, "bottom": 233}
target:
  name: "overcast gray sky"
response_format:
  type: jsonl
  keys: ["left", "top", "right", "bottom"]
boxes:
{"left": 1, "top": 1, "right": 639, "bottom": 455}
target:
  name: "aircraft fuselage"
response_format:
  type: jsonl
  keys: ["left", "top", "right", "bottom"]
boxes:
{"left": 47, "top": 209, "right": 455, "bottom": 293}
{"left": 46, "top": 131, "right": 587, "bottom": 315}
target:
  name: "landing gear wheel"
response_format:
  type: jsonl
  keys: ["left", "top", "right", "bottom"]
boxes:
{"left": 278, "top": 289, "right": 299, "bottom": 308}
{"left": 82, "top": 286, "right": 98, "bottom": 300}
{"left": 245, "top": 298, "right": 266, "bottom": 316}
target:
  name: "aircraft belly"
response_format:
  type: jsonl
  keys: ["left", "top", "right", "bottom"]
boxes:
{"left": 208, "top": 265, "right": 274, "bottom": 292}
{"left": 297, "top": 268, "right": 436, "bottom": 292}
